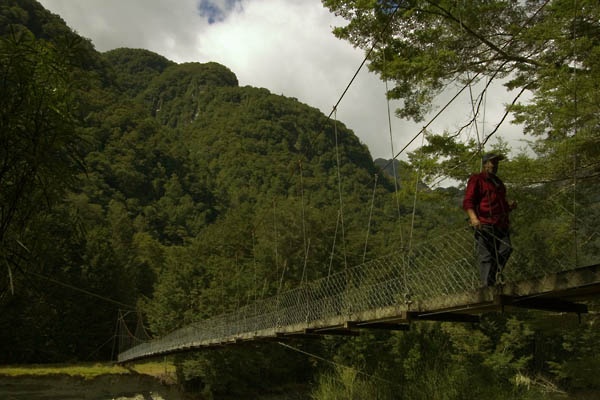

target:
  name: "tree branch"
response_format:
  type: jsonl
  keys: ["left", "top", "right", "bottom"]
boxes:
{"left": 424, "top": 0, "right": 545, "bottom": 69}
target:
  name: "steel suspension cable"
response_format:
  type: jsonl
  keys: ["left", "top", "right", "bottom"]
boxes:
{"left": 277, "top": 341, "right": 401, "bottom": 388}
{"left": 326, "top": 4, "right": 402, "bottom": 120}
{"left": 362, "top": 173, "right": 378, "bottom": 263}
{"left": 466, "top": 72, "right": 482, "bottom": 152}
{"left": 328, "top": 209, "right": 341, "bottom": 278}
{"left": 272, "top": 198, "right": 284, "bottom": 297}
{"left": 460, "top": 1, "right": 484, "bottom": 157}
{"left": 407, "top": 130, "right": 427, "bottom": 255}
{"left": 25, "top": 269, "right": 134, "bottom": 309}
{"left": 299, "top": 159, "right": 310, "bottom": 284}
{"left": 308, "top": 2, "right": 402, "bottom": 272}
{"left": 333, "top": 109, "right": 348, "bottom": 269}
{"left": 381, "top": 40, "right": 404, "bottom": 248}
{"left": 4, "top": 257, "right": 14, "bottom": 295}
{"left": 276, "top": 200, "right": 287, "bottom": 299}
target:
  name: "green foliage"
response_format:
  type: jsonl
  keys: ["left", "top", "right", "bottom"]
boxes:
{"left": 312, "top": 364, "right": 381, "bottom": 400}
{"left": 2, "top": 2, "right": 599, "bottom": 399}
{"left": 0, "top": 12, "right": 97, "bottom": 363}
{"left": 0, "top": 27, "right": 82, "bottom": 242}
{"left": 102, "top": 48, "right": 175, "bottom": 97}
{"left": 545, "top": 310, "right": 600, "bottom": 390}
{"left": 312, "top": 313, "right": 600, "bottom": 400}
{"left": 140, "top": 61, "right": 238, "bottom": 127}
{"left": 176, "top": 343, "right": 314, "bottom": 399}
{"left": 324, "top": 0, "right": 600, "bottom": 186}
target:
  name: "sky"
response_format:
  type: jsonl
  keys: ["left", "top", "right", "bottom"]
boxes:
{"left": 37, "top": 0, "right": 528, "bottom": 162}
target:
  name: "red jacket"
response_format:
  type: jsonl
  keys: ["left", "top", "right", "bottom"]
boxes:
{"left": 463, "top": 172, "right": 511, "bottom": 229}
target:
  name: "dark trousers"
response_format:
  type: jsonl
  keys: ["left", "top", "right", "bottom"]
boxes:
{"left": 475, "top": 225, "right": 512, "bottom": 286}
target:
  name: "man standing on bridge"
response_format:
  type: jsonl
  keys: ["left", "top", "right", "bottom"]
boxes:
{"left": 463, "top": 153, "right": 517, "bottom": 287}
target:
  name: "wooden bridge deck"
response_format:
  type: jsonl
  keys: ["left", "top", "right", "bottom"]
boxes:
{"left": 118, "top": 263, "right": 599, "bottom": 362}
{"left": 257, "top": 263, "right": 600, "bottom": 339}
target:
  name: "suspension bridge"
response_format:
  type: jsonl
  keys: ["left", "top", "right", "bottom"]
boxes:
{"left": 117, "top": 225, "right": 600, "bottom": 363}
{"left": 116, "top": 0, "right": 600, "bottom": 365}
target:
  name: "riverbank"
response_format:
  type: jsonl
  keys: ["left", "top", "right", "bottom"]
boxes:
{"left": 0, "top": 362, "right": 190, "bottom": 400}
{"left": 0, "top": 373, "right": 188, "bottom": 400}
{"left": 0, "top": 362, "right": 314, "bottom": 399}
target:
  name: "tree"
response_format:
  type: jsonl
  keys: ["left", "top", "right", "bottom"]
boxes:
{"left": 102, "top": 48, "right": 175, "bottom": 98}
{"left": 0, "top": 28, "right": 85, "bottom": 296}
{"left": 322, "top": 0, "right": 600, "bottom": 181}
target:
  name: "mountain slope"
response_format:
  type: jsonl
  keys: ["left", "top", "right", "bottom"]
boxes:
{"left": 1, "top": 0, "right": 394, "bottom": 365}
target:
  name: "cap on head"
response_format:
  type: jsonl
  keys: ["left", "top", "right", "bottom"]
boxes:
{"left": 482, "top": 153, "right": 504, "bottom": 163}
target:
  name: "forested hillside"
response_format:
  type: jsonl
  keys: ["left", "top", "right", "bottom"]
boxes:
{"left": 1, "top": 1, "right": 599, "bottom": 399}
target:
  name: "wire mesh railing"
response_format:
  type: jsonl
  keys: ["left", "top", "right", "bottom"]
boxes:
{"left": 118, "top": 224, "right": 598, "bottom": 362}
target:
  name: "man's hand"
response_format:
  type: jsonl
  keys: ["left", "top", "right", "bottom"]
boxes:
{"left": 469, "top": 217, "right": 481, "bottom": 229}
{"left": 466, "top": 208, "right": 481, "bottom": 228}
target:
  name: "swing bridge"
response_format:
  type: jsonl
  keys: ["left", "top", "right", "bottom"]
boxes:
{"left": 117, "top": 224, "right": 600, "bottom": 363}
{"left": 116, "top": 0, "right": 600, "bottom": 364}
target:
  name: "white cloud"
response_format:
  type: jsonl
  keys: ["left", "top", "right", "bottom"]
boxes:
{"left": 38, "top": 0, "right": 527, "bottom": 161}
{"left": 41, "top": 0, "right": 203, "bottom": 58}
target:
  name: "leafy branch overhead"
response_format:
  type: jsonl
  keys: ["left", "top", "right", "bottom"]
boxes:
{"left": 324, "top": 1, "right": 598, "bottom": 129}
{"left": 323, "top": 0, "right": 600, "bottom": 182}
